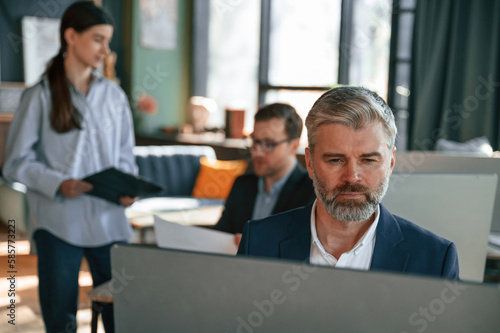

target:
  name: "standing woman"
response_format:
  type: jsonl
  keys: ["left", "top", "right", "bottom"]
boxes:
{"left": 2, "top": 2, "right": 136, "bottom": 332}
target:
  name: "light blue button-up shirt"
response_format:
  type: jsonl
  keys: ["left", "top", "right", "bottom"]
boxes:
{"left": 251, "top": 161, "right": 297, "bottom": 220}
{"left": 3, "top": 73, "right": 138, "bottom": 247}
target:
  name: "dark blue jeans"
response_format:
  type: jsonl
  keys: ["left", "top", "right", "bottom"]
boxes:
{"left": 34, "top": 229, "right": 115, "bottom": 333}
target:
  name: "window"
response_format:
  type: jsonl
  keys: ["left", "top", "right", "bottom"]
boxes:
{"left": 348, "top": 0, "right": 392, "bottom": 99}
{"left": 387, "top": 0, "right": 416, "bottom": 151}
{"left": 196, "top": 0, "right": 393, "bottom": 139}
{"left": 266, "top": 0, "right": 341, "bottom": 87}
{"left": 200, "top": 0, "right": 261, "bottom": 132}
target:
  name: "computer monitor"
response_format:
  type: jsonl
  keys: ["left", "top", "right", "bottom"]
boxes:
{"left": 394, "top": 152, "right": 500, "bottom": 232}
{"left": 383, "top": 173, "right": 497, "bottom": 282}
{"left": 111, "top": 244, "right": 500, "bottom": 333}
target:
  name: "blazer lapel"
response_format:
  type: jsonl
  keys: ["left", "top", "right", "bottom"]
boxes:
{"left": 279, "top": 202, "right": 313, "bottom": 262}
{"left": 271, "top": 203, "right": 410, "bottom": 270}
{"left": 370, "top": 205, "right": 409, "bottom": 272}
{"left": 273, "top": 163, "right": 304, "bottom": 214}
{"left": 242, "top": 175, "right": 259, "bottom": 222}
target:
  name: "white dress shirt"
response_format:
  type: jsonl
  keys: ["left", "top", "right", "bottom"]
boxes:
{"left": 309, "top": 200, "right": 379, "bottom": 270}
{"left": 252, "top": 160, "right": 296, "bottom": 220}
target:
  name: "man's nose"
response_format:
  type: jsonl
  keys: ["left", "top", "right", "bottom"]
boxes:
{"left": 342, "top": 162, "right": 360, "bottom": 183}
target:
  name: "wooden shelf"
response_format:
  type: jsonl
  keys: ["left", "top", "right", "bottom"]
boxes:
{"left": 135, "top": 131, "right": 251, "bottom": 161}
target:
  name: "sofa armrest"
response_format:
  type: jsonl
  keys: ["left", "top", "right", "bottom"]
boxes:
{"left": 0, "top": 177, "right": 29, "bottom": 233}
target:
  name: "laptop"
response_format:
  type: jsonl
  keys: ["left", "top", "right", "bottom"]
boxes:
{"left": 111, "top": 244, "right": 500, "bottom": 333}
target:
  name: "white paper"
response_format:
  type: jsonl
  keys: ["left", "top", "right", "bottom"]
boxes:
{"left": 154, "top": 215, "right": 237, "bottom": 255}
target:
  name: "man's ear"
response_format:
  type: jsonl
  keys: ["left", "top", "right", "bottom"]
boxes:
{"left": 289, "top": 138, "right": 300, "bottom": 154}
{"left": 305, "top": 147, "right": 314, "bottom": 179}
{"left": 389, "top": 146, "right": 396, "bottom": 173}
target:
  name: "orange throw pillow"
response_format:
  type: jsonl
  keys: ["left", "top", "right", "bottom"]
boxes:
{"left": 192, "top": 157, "right": 248, "bottom": 199}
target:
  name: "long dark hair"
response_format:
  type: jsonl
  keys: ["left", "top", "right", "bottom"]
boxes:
{"left": 46, "top": 1, "right": 114, "bottom": 133}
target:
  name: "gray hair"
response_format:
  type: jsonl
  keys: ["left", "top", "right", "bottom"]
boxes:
{"left": 305, "top": 86, "right": 397, "bottom": 151}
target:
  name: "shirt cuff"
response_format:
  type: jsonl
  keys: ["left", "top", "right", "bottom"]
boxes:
{"left": 36, "top": 170, "right": 68, "bottom": 199}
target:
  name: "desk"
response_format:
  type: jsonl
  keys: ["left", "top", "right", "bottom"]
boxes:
{"left": 126, "top": 197, "right": 224, "bottom": 243}
{"left": 128, "top": 205, "right": 223, "bottom": 227}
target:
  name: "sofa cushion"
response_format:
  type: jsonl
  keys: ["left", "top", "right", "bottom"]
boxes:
{"left": 192, "top": 157, "right": 247, "bottom": 199}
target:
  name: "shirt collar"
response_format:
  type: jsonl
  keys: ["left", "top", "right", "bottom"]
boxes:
{"left": 67, "top": 70, "right": 104, "bottom": 97}
{"left": 257, "top": 159, "right": 297, "bottom": 195}
{"left": 310, "top": 199, "right": 380, "bottom": 257}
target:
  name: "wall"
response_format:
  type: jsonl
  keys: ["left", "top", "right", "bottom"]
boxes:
{"left": 127, "top": 0, "right": 193, "bottom": 134}
{"left": 0, "top": 0, "right": 126, "bottom": 168}
{"left": 0, "top": 0, "right": 124, "bottom": 83}
{"left": 0, "top": 0, "right": 193, "bottom": 134}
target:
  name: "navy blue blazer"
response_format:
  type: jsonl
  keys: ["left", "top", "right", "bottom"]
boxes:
{"left": 213, "top": 162, "right": 315, "bottom": 234}
{"left": 238, "top": 202, "right": 460, "bottom": 279}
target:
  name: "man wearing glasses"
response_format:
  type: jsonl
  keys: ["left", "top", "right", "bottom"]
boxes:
{"left": 213, "top": 103, "right": 315, "bottom": 245}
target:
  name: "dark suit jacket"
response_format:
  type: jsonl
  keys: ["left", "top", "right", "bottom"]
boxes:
{"left": 238, "top": 202, "right": 460, "bottom": 279}
{"left": 213, "top": 162, "right": 315, "bottom": 234}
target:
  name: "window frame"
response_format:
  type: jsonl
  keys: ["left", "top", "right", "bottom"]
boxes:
{"left": 258, "top": 0, "right": 364, "bottom": 106}
{"left": 387, "top": 0, "right": 416, "bottom": 151}
{"left": 194, "top": 0, "right": 413, "bottom": 141}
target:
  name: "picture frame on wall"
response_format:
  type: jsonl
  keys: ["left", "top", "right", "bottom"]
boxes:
{"left": 21, "top": 16, "right": 60, "bottom": 87}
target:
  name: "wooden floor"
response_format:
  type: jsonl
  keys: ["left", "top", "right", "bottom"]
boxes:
{"left": 0, "top": 222, "right": 105, "bottom": 333}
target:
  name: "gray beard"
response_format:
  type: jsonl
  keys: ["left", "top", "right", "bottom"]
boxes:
{"left": 312, "top": 169, "right": 390, "bottom": 222}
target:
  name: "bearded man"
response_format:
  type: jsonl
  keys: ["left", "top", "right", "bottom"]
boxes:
{"left": 237, "top": 86, "right": 459, "bottom": 279}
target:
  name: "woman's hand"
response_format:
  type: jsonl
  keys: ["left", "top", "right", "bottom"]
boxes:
{"left": 119, "top": 196, "right": 137, "bottom": 207}
{"left": 59, "top": 179, "right": 93, "bottom": 198}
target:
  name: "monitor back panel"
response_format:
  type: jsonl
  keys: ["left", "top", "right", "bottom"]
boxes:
{"left": 383, "top": 173, "right": 497, "bottom": 282}
{"left": 395, "top": 152, "right": 500, "bottom": 231}
{"left": 111, "top": 244, "right": 500, "bottom": 333}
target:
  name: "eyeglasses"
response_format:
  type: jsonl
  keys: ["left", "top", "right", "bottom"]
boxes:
{"left": 248, "top": 138, "right": 291, "bottom": 153}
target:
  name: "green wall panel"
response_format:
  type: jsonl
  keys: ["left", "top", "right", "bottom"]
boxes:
{"left": 129, "top": 0, "right": 192, "bottom": 133}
